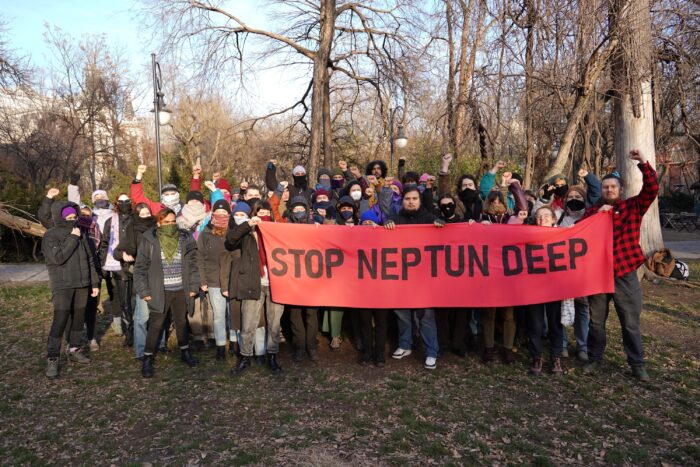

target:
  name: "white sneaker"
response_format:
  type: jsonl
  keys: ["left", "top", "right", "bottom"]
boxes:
{"left": 392, "top": 348, "right": 412, "bottom": 359}
{"left": 424, "top": 357, "right": 437, "bottom": 370}
{"left": 89, "top": 339, "right": 100, "bottom": 352}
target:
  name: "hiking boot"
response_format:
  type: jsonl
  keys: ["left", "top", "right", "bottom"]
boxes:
{"left": 359, "top": 354, "right": 371, "bottom": 366}
{"left": 529, "top": 357, "right": 543, "bottom": 376}
{"left": 330, "top": 336, "right": 342, "bottom": 351}
{"left": 583, "top": 360, "right": 602, "bottom": 374}
{"left": 267, "top": 354, "right": 282, "bottom": 374}
{"left": 308, "top": 349, "right": 319, "bottom": 362}
{"left": 141, "top": 355, "right": 154, "bottom": 378}
{"left": 68, "top": 349, "right": 90, "bottom": 364}
{"left": 89, "top": 339, "right": 100, "bottom": 352}
{"left": 577, "top": 350, "right": 589, "bottom": 362}
{"left": 502, "top": 348, "right": 516, "bottom": 365}
{"left": 255, "top": 355, "right": 266, "bottom": 366}
{"left": 216, "top": 346, "right": 226, "bottom": 361}
{"left": 392, "top": 348, "right": 412, "bottom": 359}
{"left": 481, "top": 347, "right": 495, "bottom": 364}
{"left": 180, "top": 348, "right": 199, "bottom": 367}
{"left": 293, "top": 349, "right": 304, "bottom": 362}
{"left": 424, "top": 356, "right": 437, "bottom": 370}
{"left": 631, "top": 365, "right": 650, "bottom": 382}
{"left": 231, "top": 356, "right": 251, "bottom": 376}
{"left": 158, "top": 345, "right": 171, "bottom": 353}
{"left": 551, "top": 356, "right": 564, "bottom": 375}
{"left": 46, "top": 357, "right": 59, "bottom": 379}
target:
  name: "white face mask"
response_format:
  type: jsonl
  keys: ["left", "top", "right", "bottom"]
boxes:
{"left": 234, "top": 215, "right": 248, "bottom": 225}
{"left": 161, "top": 193, "right": 180, "bottom": 206}
{"left": 350, "top": 191, "right": 362, "bottom": 201}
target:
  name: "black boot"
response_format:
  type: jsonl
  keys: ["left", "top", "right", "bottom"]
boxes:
{"left": 231, "top": 356, "right": 252, "bottom": 376}
{"left": 267, "top": 353, "right": 282, "bottom": 374}
{"left": 180, "top": 348, "right": 199, "bottom": 367}
{"left": 141, "top": 355, "right": 154, "bottom": 378}
{"left": 216, "top": 346, "right": 226, "bottom": 361}
{"left": 229, "top": 341, "right": 239, "bottom": 356}
{"left": 124, "top": 326, "right": 134, "bottom": 348}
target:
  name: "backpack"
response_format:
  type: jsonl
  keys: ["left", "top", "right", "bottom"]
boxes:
{"left": 646, "top": 248, "right": 676, "bottom": 277}
{"left": 670, "top": 260, "right": 690, "bottom": 281}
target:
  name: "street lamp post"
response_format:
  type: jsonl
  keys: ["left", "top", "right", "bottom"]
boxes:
{"left": 151, "top": 53, "right": 171, "bottom": 195}
{"left": 389, "top": 106, "right": 408, "bottom": 175}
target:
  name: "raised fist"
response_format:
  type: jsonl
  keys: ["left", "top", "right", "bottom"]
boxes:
{"left": 204, "top": 181, "right": 216, "bottom": 192}
{"left": 578, "top": 168, "right": 589, "bottom": 179}
{"left": 71, "top": 227, "right": 81, "bottom": 236}
{"left": 47, "top": 188, "right": 60, "bottom": 199}
{"left": 192, "top": 164, "right": 202, "bottom": 177}
{"left": 280, "top": 181, "right": 289, "bottom": 189}
{"left": 269, "top": 159, "right": 278, "bottom": 166}
{"left": 338, "top": 160, "right": 348, "bottom": 171}
{"left": 442, "top": 153, "right": 453, "bottom": 165}
{"left": 136, "top": 165, "right": 147, "bottom": 180}
{"left": 628, "top": 149, "right": 646, "bottom": 163}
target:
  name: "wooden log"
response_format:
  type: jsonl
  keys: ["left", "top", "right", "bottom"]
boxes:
{"left": 0, "top": 207, "right": 46, "bottom": 238}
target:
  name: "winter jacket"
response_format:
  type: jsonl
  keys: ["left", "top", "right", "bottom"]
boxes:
{"left": 133, "top": 228, "right": 200, "bottom": 314}
{"left": 265, "top": 162, "right": 314, "bottom": 204}
{"left": 41, "top": 201, "right": 100, "bottom": 291}
{"left": 197, "top": 225, "right": 227, "bottom": 288}
{"left": 224, "top": 221, "right": 264, "bottom": 301}
{"left": 391, "top": 207, "right": 439, "bottom": 225}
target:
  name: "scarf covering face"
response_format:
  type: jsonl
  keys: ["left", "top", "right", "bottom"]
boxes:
{"left": 177, "top": 203, "right": 207, "bottom": 229}
{"left": 157, "top": 224, "right": 179, "bottom": 263}
{"left": 211, "top": 212, "right": 229, "bottom": 229}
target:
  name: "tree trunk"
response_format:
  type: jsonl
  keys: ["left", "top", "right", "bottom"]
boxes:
{"left": 309, "top": 0, "right": 335, "bottom": 182}
{"left": 610, "top": 0, "right": 663, "bottom": 257}
{"left": 523, "top": 0, "right": 536, "bottom": 189}
{"left": 445, "top": 0, "right": 458, "bottom": 158}
{"left": 322, "top": 72, "right": 333, "bottom": 168}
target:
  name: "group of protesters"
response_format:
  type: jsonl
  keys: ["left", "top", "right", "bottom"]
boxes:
{"left": 39, "top": 148, "right": 658, "bottom": 382}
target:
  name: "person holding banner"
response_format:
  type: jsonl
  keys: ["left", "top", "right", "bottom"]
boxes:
{"left": 527, "top": 206, "right": 565, "bottom": 375}
{"left": 581, "top": 149, "right": 658, "bottom": 382}
{"left": 225, "top": 201, "right": 285, "bottom": 376}
{"left": 384, "top": 187, "right": 445, "bottom": 370}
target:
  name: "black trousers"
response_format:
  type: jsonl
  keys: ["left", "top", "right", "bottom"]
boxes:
{"left": 359, "top": 309, "right": 388, "bottom": 359}
{"left": 526, "top": 301, "right": 563, "bottom": 359}
{"left": 103, "top": 271, "right": 122, "bottom": 319}
{"left": 144, "top": 290, "right": 189, "bottom": 355}
{"left": 289, "top": 307, "right": 319, "bottom": 351}
{"left": 436, "top": 308, "right": 468, "bottom": 353}
{"left": 114, "top": 275, "right": 133, "bottom": 337}
{"left": 48, "top": 287, "right": 89, "bottom": 357}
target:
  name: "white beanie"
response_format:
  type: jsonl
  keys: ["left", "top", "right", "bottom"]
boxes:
{"left": 91, "top": 190, "right": 108, "bottom": 202}
{"left": 292, "top": 165, "right": 306, "bottom": 176}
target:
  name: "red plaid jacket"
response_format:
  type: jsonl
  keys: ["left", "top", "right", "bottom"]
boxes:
{"left": 581, "top": 162, "right": 658, "bottom": 277}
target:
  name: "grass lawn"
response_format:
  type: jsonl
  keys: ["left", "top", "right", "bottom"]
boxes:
{"left": 0, "top": 271, "right": 698, "bottom": 465}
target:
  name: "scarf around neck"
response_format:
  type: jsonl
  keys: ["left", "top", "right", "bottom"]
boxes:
{"left": 156, "top": 225, "right": 180, "bottom": 263}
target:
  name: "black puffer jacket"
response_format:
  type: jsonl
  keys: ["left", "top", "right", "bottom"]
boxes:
{"left": 224, "top": 220, "right": 262, "bottom": 301}
{"left": 41, "top": 200, "right": 100, "bottom": 290}
{"left": 133, "top": 228, "right": 200, "bottom": 314}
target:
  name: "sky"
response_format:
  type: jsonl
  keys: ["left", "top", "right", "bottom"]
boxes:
{"left": 2, "top": 0, "right": 308, "bottom": 115}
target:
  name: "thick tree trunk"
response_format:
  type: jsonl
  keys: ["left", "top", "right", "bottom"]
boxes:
{"left": 523, "top": 0, "right": 536, "bottom": 189}
{"left": 445, "top": 0, "right": 458, "bottom": 158}
{"left": 611, "top": 0, "right": 663, "bottom": 257}
{"left": 322, "top": 73, "right": 333, "bottom": 168}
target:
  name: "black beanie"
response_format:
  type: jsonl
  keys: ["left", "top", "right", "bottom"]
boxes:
{"left": 186, "top": 191, "right": 204, "bottom": 204}
{"left": 211, "top": 199, "right": 231, "bottom": 214}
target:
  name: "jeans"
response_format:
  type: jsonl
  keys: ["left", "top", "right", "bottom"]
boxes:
{"left": 134, "top": 296, "right": 166, "bottom": 358}
{"left": 144, "top": 290, "right": 188, "bottom": 355}
{"left": 527, "top": 301, "right": 564, "bottom": 359}
{"left": 587, "top": 271, "right": 644, "bottom": 366}
{"left": 208, "top": 287, "right": 228, "bottom": 346}
{"left": 240, "top": 286, "right": 285, "bottom": 356}
{"left": 48, "top": 287, "right": 89, "bottom": 357}
{"left": 563, "top": 297, "right": 590, "bottom": 352}
{"left": 395, "top": 309, "right": 439, "bottom": 358}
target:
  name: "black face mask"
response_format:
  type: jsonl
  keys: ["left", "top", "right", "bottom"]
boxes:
{"left": 566, "top": 199, "right": 586, "bottom": 212}
{"left": 459, "top": 188, "right": 478, "bottom": 203}
{"left": 117, "top": 201, "right": 132, "bottom": 215}
{"left": 440, "top": 203, "right": 456, "bottom": 218}
{"left": 554, "top": 184, "right": 569, "bottom": 197}
{"left": 331, "top": 179, "right": 344, "bottom": 190}
{"left": 246, "top": 197, "right": 260, "bottom": 206}
{"left": 293, "top": 175, "right": 308, "bottom": 189}
{"left": 93, "top": 199, "right": 109, "bottom": 209}
{"left": 340, "top": 210, "right": 353, "bottom": 220}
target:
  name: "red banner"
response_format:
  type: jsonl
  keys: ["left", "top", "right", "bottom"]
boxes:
{"left": 257, "top": 214, "right": 614, "bottom": 309}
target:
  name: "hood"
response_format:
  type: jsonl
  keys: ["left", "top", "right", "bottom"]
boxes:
{"left": 50, "top": 200, "right": 80, "bottom": 228}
